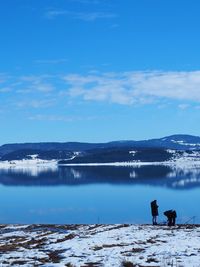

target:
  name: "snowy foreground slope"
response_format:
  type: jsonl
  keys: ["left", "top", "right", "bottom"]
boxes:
{"left": 1, "top": 224, "right": 200, "bottom": 267}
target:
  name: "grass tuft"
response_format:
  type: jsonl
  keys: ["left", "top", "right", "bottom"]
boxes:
{"left": 121, "top": 260, "right": 136, "bottom": 267}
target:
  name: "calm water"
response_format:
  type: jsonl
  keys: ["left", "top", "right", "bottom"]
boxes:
{"left": 0, "top": 165, "right": 200, "bottom": 224}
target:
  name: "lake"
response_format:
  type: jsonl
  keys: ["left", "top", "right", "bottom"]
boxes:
{"left": 0, "top": 164, "right": 200, "bottom": 224}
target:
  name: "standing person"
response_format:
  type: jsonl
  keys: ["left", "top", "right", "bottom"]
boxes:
{"left": 150, "top": 200, "right": 159, "bottom": 225}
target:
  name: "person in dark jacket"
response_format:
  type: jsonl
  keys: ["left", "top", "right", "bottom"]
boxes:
{"left": 150, "top": 200, "right": 159, "bottom": 225}
{"left": 164, "top": 210, "right": 177, "bottom": 226}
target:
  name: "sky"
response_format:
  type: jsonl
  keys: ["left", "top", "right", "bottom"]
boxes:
{"left": 1, "top": 0, "right": 200, "bottom": 144}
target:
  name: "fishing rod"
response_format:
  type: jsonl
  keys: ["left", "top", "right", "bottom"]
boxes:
{"left": 184, "top": 216, "right": 196, "bottom": 224}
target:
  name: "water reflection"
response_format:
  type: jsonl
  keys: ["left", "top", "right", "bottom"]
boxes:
{"left": 1, "top": 165, "right": 200, "bottom": 224}
{"left": 0, "top": 165, "right": 200, "bottom": 189}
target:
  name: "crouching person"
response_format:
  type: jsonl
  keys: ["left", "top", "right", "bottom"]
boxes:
{"left": 164, "top": 210, "right": 177, "bottom": 226}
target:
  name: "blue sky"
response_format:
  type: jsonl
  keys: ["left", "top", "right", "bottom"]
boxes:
{"left": 1, "top": 0, "right": 200, "bottom": 144}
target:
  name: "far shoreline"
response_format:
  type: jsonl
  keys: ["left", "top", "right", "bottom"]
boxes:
{"left": 1, "top": 159, "right": 200, "bottom": 168}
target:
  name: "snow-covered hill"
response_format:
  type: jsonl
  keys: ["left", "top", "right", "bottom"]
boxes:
{"left": 58, "top": 148, "right": 200, "bottom": 166}
{"left": 1, "top": 135, "right": 200, "bottom": 166}
{"left": 1, "top": 134, "right": 200, "bottom": 157}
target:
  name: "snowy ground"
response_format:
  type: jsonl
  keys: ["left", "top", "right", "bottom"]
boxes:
{"left": 1, "top": 224, "right": 200, "bottom": 266}
{"left": 0, "top": 159, "right": 57, "bottom": 168}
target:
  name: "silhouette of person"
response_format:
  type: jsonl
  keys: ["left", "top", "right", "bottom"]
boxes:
{"left": 151, "top": 200, "right": 159, "bottom": 225}
{"left": 171, "top": 210, "right": 177, "bottom": 226}
{"left": 164, "top": 210, "right": 177, "bottom": 226}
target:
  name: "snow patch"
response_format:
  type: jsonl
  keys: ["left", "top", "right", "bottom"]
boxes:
{"left": 171, "top": 139, "right": 200, "bottom": 146}
{"left": 27, "top": 154, "right": 38, "bottom": 159}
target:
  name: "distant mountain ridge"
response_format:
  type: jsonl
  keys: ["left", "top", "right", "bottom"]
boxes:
{"left": 1, "top": 134, "right": 200, "bottom": 162}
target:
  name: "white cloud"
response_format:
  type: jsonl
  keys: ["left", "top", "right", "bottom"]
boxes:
{"left": 110, "top": 23, "right": 119, "bottom": 29}
{"left": 19, "top": 75, "right": 54, "bottom": 93}
{"left": 0, "top": 87, "right": 11, "bottom": 93}
{"left": 0, "top": 73, "right": 10, "bottom": 84}
{"left": 74, "top": 12, "right": 116, "bottom": 21}
{"left": 28, "top": 114, "right": 97, "bottom": 122}
{"left": 3, "top": 70, "right": 200, "bottom": 110}
{"left": 178, "top": 104, "right": 190, "bottom": 110}
{"left": 28, "top": 114, "right": 74, "bottom": 121}
{"left": 45, "top": 10, "right": 69, "bottom": 19}
{"left": 45, "top": 9, "right": 117, "bottom": 21}
{"left": 35, "top": 83, "right": 54, "bottom": 92}
{"left": 62, "top": 70, "right": 200, "bottom": 105}
{"left": 17, "top": 99, "right": 56, "bottom": 109}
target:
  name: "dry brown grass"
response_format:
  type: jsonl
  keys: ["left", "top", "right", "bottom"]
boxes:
{"left": 121, "top": 261, "right": 136, "bottom": 267}
{"left": 55, "top": 233, "right": 76, "bottom": 243}
{"left": 0, "top": 243, "right": 20, "bottom": 253}
{"left": 48, "top": 249, "right": 65, "bottom": 263}
{"left": 146, "top": 257, "right": 159, "bottom": 263}
{"left": 21, "top": 237, "right": 48, "bottom": 249}
{"left": 81, "top": 262, "right": 102, "bottom": 267}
